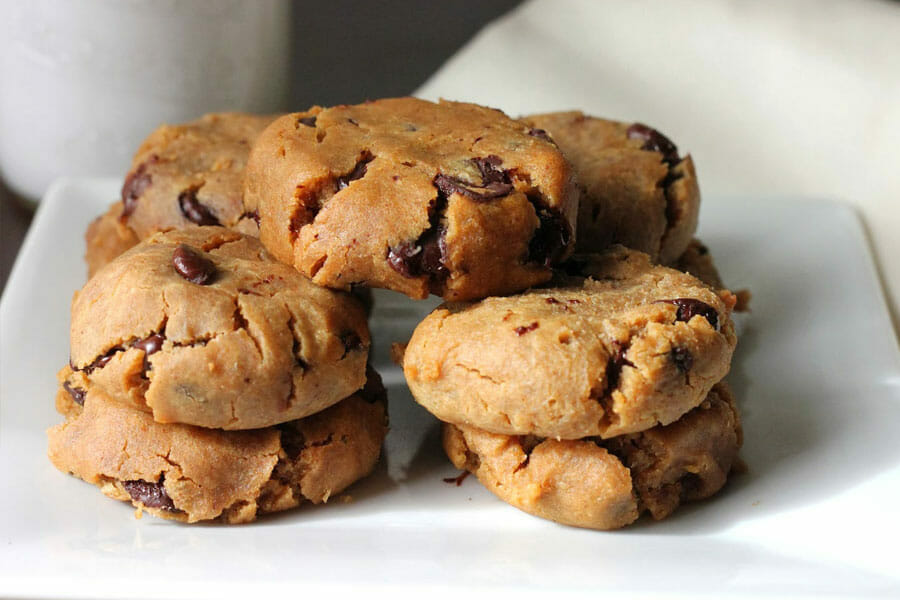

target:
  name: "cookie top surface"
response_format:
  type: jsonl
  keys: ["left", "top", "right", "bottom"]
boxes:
{"left": 68, "top": 227, "right": 369, "bottom": 430}
{"left": 244, "top": 98, "right": 580, "bottom": 301}
{"left": 403, "top": 246, "right": 737, "bottom": 439}
{"left": 49, "top": 369, "right": 388, "bottom": 524}
{"left": 121, "top": 112, "right": 275, "bottom": 239}
{"left": 443, "top": 382, "right": 741, "bottom": 530}
{"left": 521, "top": 112, "right": 699, "bottom": 264}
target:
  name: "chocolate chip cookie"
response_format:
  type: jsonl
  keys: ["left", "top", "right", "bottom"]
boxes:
{"left": 84, "top": 201, "right": 139, "bottom": 278}
{"left": 403, "top": 246, "right": 737, "bottom": 439}
{"left": 121, "top": 112, "right": 275, "bottom": 240}
{"left": 67, "top": 227, "right": 369, "bottom": 430}
{"left": 443, "top": 382, "right": 741, "bottom": 530}
{"left": 243, "top": 98, "right": 580, "bottom": 301}
{"left": 49, "top": 369, "right": 388, "bottom": 524}
{"left": 520, "top": 112, "right": 699, "bottom": 264}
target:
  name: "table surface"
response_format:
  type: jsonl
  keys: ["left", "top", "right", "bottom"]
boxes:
{"left": 0, "top": 0, "right": 521, "bottom": 294}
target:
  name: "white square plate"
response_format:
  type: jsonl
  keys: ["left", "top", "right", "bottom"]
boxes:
{"left": 2, "top": 179, "right": 899, "bottom": 599}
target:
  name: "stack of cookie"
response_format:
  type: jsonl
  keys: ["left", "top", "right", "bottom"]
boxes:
{"left": 394, "top": 109, "right": 744, "bottom": 530}
{"left": 53, "top": 97, "right": 743, "bottom": 529}
{"left": 48, "top": 116, "right": 387, "bottom": 523}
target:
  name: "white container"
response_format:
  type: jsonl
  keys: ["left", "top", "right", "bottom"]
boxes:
{"left": 0, "top": 0, "right": 291, "bottom": 203}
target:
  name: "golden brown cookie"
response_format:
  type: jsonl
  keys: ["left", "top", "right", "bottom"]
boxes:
{"left": 121, "top": 112, "right": 275, "bottom": 239}
{"left": 84, "top": 201, "right": 140, "bottom": 278}
{"left": 403, "top": 246, "right": 737, "bottom": 439}
{"left": 443, "top": 382, "right": 741, "bottom": 530}
{"left": 49, "top": 369, "right": 388, "bottom": 524}
{"left": 243, "top": 98, "right": 580, "bottom": 301}
{"left": 67, "top": 227, "right": 369, "bottom": 430}
{"left": 520, "top": 112, "right": 699, "bottom": 264}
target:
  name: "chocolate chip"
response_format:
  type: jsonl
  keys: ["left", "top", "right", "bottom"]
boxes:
{"left": 178, "top": 187, "right": 220, "bottom": 226}
{"left": 172, "top": 244, "right": 216, "bottom": 285}
{"left": 298, "top": 116, "right": 316, "bottom": 127}
{"left": 120, "top": 156, "right": 157, "bottom": 218}
{"left": 605, "top": 341, "right": 634, "bottom": 393}
{"left": 241, "top": 209, "right": 260, "bottom": 225}
{"left": 472, "top": 155, "right": 507, "bottom": 185}
{"left": 433, "top": 173, "right": 513, "bottom": 201}
{"left": 671, "top": 347, "right": 693, "bottom": 373}
{"left": 514, "top": 322, "right": 539, "bottom": 335}
{"left": 82, "top": 347, "right": 121, "bottom": 372}
{"left": 62, "top": 381, "right": 86, "bottom": 406}
{"left": 336, "top": 152, "right": 374, "bottom": 190}
{"left": 359, "top": 366, "right": 387, "bottom": 405}
{"left": 545, "top": 297, "right": 560, "bottom": 304}
{"left": 656, "top": 298, "right": 719, "bottom": 330}
{"left": 443, "top": 471, "right": 470, "bottom": 486}
{"left": 122, "top": 477, "right": 177, "bottom": 511}
{"left": 696, "top": 244, "right": 709, "bottom": 256}
{"left": 278, "top": 423, "right": 306, "bottom": 459}
{"left": 527, "top": 128, "right": 554, "bottom": 143}
{"left": 527, "top": 200, "right": 571, "bottom": 267}
{"left": 626, "top": 123, "right": 680, "bottom": 165}
{"left": 387, "top": 189, "right": 450, "bottom": 284}
{"left": 133, "top": 333, "right": 165, "bottom": 373}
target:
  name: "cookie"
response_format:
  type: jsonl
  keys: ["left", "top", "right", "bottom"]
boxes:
{"left": 49, "top": 369, "right": 388, "bottom": 524}
{"left": 66, "top": 227, "right": 369, "bottom": 430}
{"left": 443, "top": 382, "right": 741, "bottom": 530}
{"left": 403, "top": 246, "right": 737, "bottom": 439}
{"left": 670, "top": 239, "right": 724, "bottom": 290}
{"left": 243, "top": 98, "right": 580, "bottom": 301}
{"left": 520, "top": 112, "right": 699, "bottom": 264}
{"left": 84, "top": 201, "right": 140, "bottom": 278}
{"left": 121, "top": 112, "right": 275, "bottom": 240}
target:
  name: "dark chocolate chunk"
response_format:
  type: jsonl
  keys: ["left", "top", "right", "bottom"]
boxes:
{"left": 605, "top": 341, "right": 634, "bottom": 393}
{"left": 527, "top": 128, "right": 554, "bottom": 144}
{"left": 527, "top": 201, "right": 571, "bottom": 267}
{"left": 62, "top": 381, "right": 86, "bottom": 406}
{"left": 84, "top": 347, "right": 121, "bottom": 372}
{"left": 172, "top": 245, "right": 216, "bottom": 285}
{"left": 359, "top": 366, "right": 387, "bottom": 405}
{"left": 241, "top": 209, "right": 261, "bottom": 225}
{"left": 133, "top": 333, "right": 165, "bottom": 372}
{"left": 120, "top": 156, "right": 157, "bottom": 218}
{"left": 656, "top": 298, "right": 719, "bottom": 330}
{"left": 671, "top": 347, "right": 693, "bottom": 374}
{"left": 443, "top": 471, "right": 470, "bottom": 486}
{"left": 626, "top": 123, "right": 680, "bottom": 165}
{"left": 178, "top": 188, "right": 220, "bottom": 226}
{"left": 433, "top": 173, "right": 513, "bottom": 201}
{"left": 298, "top": 115, "right": 316, "bottom": 127}
{"left": 514, "top": 322, "right": 539, "bottom": 336}
{"left": 122, "top": 477, "right": 177, "bottom": 511}
{"left": 278, "top": 423, "right": 306, "bottom": 459}
{"left": 472, "top": 155, "right": 507, "bottom": 185}
{"left": 336, "top": 152, "right": 374, "bottom": 190}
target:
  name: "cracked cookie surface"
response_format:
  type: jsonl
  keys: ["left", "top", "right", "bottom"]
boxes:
{"left": 443, "top": 382, "right": 741, "bottom": 530}
{"left": 67, "top": 227, "right": 369, "bottom": 430}
{"left": 243, "top": 98, "right": 580, "bottom": 301}
{"left": 520, "top": 112, "right": 699, "bottom": 264}
{"left": 403, "top": 246, "right": 737, "bottom": 439}
{"left": 120, "top": 112, "right": 275, "bottom": 241}
{"left": 48, "top": 369, "right": 388, "bottom": 524}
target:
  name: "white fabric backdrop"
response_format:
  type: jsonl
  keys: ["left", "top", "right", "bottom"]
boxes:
{"left": 416, "top": 0, "right": 900, "bottom": 334}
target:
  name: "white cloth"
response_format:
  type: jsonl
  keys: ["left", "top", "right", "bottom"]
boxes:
{"left": 417, "top": 0, "right": 900, "bottom": 332}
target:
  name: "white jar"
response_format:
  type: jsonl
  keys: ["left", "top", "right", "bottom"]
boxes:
{"left": 0, "top": 0, "right": 291, "bottom": 203}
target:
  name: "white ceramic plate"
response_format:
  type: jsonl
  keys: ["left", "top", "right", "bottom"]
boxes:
{"left": 2, "top": 179, "right": 899, "bottom": 599}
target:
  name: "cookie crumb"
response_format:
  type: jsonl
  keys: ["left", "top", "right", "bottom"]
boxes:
{"left": 390, "top": 342, "right": 407, "bottom": 366}
{"left": 734, "top": 289, "right": 752, "bottom": 312}
{"left": 134, "top": 507, "right": 143, "bottom": 520}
